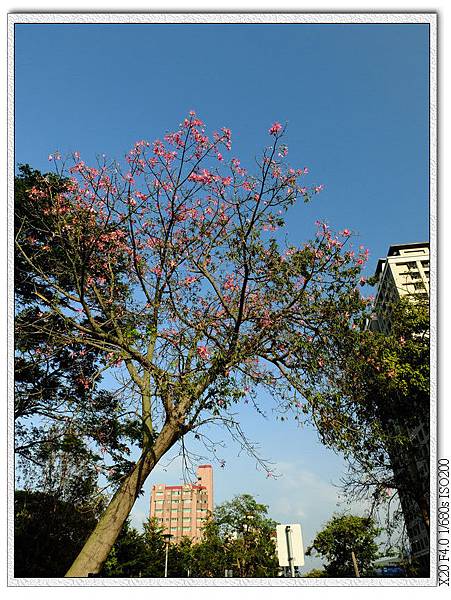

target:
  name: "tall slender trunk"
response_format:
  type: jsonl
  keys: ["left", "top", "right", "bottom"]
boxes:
{"left": 65, "top": 422, "right": 179, "bottom": 577}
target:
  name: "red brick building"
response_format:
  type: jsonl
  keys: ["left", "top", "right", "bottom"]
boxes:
{"left": 149, "top": 465, "right": 213, "bottom": 542}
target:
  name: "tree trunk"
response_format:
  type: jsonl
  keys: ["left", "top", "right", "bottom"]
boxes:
{"left": 65, "top": 422, "right": 179, "bottom": 577}
{"left": 417, "top": 493, "right": 430, "bottom": 530}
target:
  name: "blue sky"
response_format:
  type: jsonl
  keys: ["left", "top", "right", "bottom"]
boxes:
{"left": 14, "top": 22, "right": 430, "bottom": 571}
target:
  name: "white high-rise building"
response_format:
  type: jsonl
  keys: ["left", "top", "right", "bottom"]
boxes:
{"left": 372, "top": 242, "right": 429, "bottom": 574}
{"left": 373, "top": 242, "right": 429, "bottom": 333}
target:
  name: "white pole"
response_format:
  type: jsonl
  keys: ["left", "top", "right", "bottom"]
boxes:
{"left": 285, "top": 526, "right": 295, "bottom": 578}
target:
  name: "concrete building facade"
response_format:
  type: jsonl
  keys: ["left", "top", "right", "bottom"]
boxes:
{"left": 372, "top": 242, "right": 430, "bottom": 573}
{"left": 373, "top": 242, "right": 429, "bottom": 333}
{"left": 149, "top": 464, "right": 213, "bottom": 542}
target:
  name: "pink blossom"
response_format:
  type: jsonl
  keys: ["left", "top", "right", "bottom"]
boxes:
{"left": 197, "top": 345, "right": 210, "bottom": 360}
{"left": 341, "top": 229, "right": 351, "bottom": 236}
{"left": 269, "top": 122, "right": 283, "bottom": 136}
{"left": 223, "top": 273, "right": 238, "bottom": 291}
{"left": 260, "top": 309, "right": 272, "bottom": 328}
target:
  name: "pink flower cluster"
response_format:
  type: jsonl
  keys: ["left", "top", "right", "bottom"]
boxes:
{"left": 188, "top": 169, "right": 215, "bottom": 185}
{"left": 197, "top": 345, "right": 210, "bottom": 360}
{"left": 269, "top": 122, "right": 283, "bottom": 136}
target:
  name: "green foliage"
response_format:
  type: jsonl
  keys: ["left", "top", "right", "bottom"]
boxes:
{"left": 15, "top": 165, "right": 146, "bottom": 492}
{"left": 306, "top": 514, "right": 381, "bottom": 577}
{"left": 101, "top": 494, "right": 279, "bottom": 578}
{"left": 310, "top": 298, "right": 429, "bottom": 516}
{"left": 101, "top": 518, "right": 192, "bottom": 578}
{"left": 313, "top": 298, "right": 429, "bottom": 451}
{"left": 303, "top": 568, "right": 327, "bottom": 578}
{"left": 189, "top": 494, "right": 279, "bottom": 577}
{"left": 14, "top": 490, "right": 100, "bottom": 578}
{"left": 101, "top": 521, "right": 151, "bottom": 577}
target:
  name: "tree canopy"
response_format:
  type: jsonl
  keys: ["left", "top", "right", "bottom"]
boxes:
{"left": 14, "top": 489, "right": 100, "bottom": 578}
{"left": 14, "top": 113, "right": 371, "bottom": 576}
{"left": 306, "top": 514, "right": 381, "bottom": 577}
{"left": 190, "top": 493, "right": 279, "bottom": 577}
{"left": 311, "top": 297, "right": 430, "bottom": 538}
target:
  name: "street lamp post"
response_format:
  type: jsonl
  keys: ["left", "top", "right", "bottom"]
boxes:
{"left": 163, "top": 533, "right": 173, "bottom": 577}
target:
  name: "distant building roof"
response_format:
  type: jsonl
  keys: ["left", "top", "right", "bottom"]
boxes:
{"left": 164, "top": 484, "right": 206, "bottom": 491}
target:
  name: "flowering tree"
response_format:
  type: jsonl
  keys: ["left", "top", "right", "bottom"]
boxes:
{"left": 316, "top": 297, "right": 430, "bottom": 545}
{"left": 15, "top": 113, "right": 370, "bottom": 576}
{"left": 15, "top": 165, "right": 124, "bottom": 493}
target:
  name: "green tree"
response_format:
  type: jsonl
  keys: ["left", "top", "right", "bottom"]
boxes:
{"left": 192, "top": 494, "right": 279, "bottom": 577}
{"left": 303, "top": 568, "right": 326, "bottom": 578}
{"left": 306, "top": 514, "right": 381, "bottom": 577}
{"left": 100, "top": 521, "right": 150, "bottom": 577}
{"left": 140, "top": 517, "right": 189, "bottom": 578}
{"left": 14, "top": 489, "right": 100, "bottom": 578}
{"left": 101, "top": 519, "right": 195, "bottom": 578}
{"left": 310, "top": 298, "right": 429, "bottom": 534}
{"left": 15, "top": 165, "right": 129, "bottom": 492}
{"left": 15, "top": 114, "right": 370, "bottom": 576}
{"left": 14, "top": 434, "right": 105, "bottom": 579}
